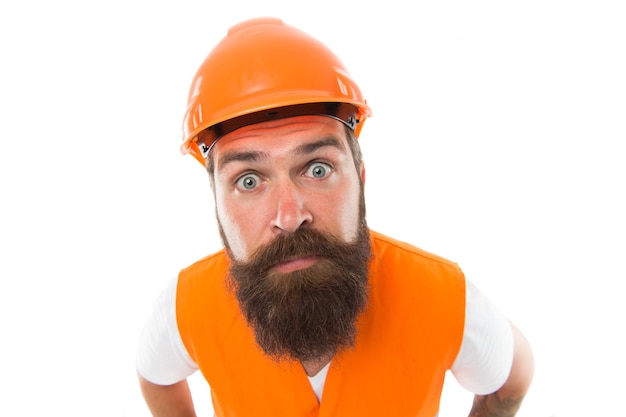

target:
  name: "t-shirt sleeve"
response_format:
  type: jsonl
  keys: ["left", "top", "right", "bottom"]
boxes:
{"left": 450, "top": 280, "right": 514, "bottom": 395}
{"left": 135, "top": 277, "right": 198, "bottom": 385}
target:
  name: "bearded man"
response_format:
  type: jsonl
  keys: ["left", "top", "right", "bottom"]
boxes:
{"left": 136, "top": 17, "right": 534, "bottom": 417}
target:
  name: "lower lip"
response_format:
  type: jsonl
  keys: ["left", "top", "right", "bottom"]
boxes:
{"left": 274, "top": 256, "right": 319, "bottom": 273}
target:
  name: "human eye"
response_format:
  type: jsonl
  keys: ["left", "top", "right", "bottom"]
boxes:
{"left": 235, "top": 173, "right": 261, "bottom": 191}
{"left": 305, "top": 161, "right": 332, "bottom": 179}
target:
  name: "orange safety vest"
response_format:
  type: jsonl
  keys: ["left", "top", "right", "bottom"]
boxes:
{"left": 177, "top": 231, "right": 466, "bottom": 417}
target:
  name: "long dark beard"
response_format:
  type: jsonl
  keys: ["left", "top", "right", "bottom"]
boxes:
{"left": 225, "top": 224, "right": 371, "bottom": 363}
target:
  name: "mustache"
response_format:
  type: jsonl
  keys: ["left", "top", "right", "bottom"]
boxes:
{"left": 242, "top": 228, "right": 357, "bottom": 273}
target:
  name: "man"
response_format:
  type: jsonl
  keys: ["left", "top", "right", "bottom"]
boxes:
{"left": 136, "top": 17, "right": 534, "bottom": 417}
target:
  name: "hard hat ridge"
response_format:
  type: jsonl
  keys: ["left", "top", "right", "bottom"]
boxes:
{"left": 180, "top": 17, "right": 372, "bottom": 166}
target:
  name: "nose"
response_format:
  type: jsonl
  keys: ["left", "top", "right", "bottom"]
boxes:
{"left": 271, "top": 181, "right": 312, "bottom": 234}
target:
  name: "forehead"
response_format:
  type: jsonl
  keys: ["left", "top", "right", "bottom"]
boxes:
{"left": 213, "top": 115, "right": 348, "bottom": 154}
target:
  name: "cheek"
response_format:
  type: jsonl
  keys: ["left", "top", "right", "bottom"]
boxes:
{"left": 331, "top": 179, "right": 362, "bottom": 242}
{"left": 217, "top": 212, "right": 246, "bottom": 260}
{"left": 215, "top": 193, "right": 249, "bottom": 260}
{"left": 216, "top": 192, "right": 275, "bottom": 261}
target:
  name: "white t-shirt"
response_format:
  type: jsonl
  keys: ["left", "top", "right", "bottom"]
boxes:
{"left": 136, "top": 277, "right": 513, "bottom": 401}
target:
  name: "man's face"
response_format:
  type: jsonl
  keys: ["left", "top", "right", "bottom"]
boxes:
{"left": 212, "top": 115, "right": 365, "bottom": 262}
{"left": 211, "top": 115, "right": 371, "bottom": 362}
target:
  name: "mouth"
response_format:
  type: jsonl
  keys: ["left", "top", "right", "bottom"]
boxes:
{"left": 272, "top": 255, "right": 320, "bottom": 273}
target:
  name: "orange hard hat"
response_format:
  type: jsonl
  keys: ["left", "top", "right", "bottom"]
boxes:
{"left": 180, "top": 17, "right": 372, "bottom": 165}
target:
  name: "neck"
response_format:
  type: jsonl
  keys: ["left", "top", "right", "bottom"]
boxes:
{"left": 301, "top": 353, "right": 333, "bottom": 377}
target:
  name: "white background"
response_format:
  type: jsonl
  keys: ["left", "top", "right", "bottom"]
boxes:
{"left": 1, "top": 1, "right": 624, "bottom": 416}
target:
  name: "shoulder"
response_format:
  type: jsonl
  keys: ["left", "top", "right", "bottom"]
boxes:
{"left": 176, "top": 249, "right": 239, "bottom": 334}
{"left": 136, "top": 276, "right": 198, "bottom": 384}
{"left": 452, "top": 280, "right": 514, "bottom": 394}
{"left": 369, "top": 230, "right": 465, "bottom": 283}
{"left": 367, "top": 229, "right": 466, "bottom": 318}
{"left": 180, "top": 249, "right": 230, "bottom": 277}
{"left": 177, "top": 249, "right": 230, "bottom": 293}
{"left": 371, "top": 230, "right": 461, "bottom": 267}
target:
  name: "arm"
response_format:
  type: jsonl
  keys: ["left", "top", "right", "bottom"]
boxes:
{"left": 468, "top": 324, "right": 534, "bottom": 417}
{"left": 136, "top": 278, "right": 200, "bottom": 416}
{"left": 139, "top": 375, "right": 197, "bottom": 417}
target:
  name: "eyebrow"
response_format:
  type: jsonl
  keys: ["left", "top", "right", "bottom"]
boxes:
{"left": 217, "top": 150, "right": 267, "bottom": 172}
{"left": 217, "top": 136, "right": 345, "bottom": 173}
{"left": 294, "top": 136, "right": 344, "bottom": 156}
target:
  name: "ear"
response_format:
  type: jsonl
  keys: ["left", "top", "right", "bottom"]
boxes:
{"left": 359, "top": 162, "right": 366, "bottom": 185}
